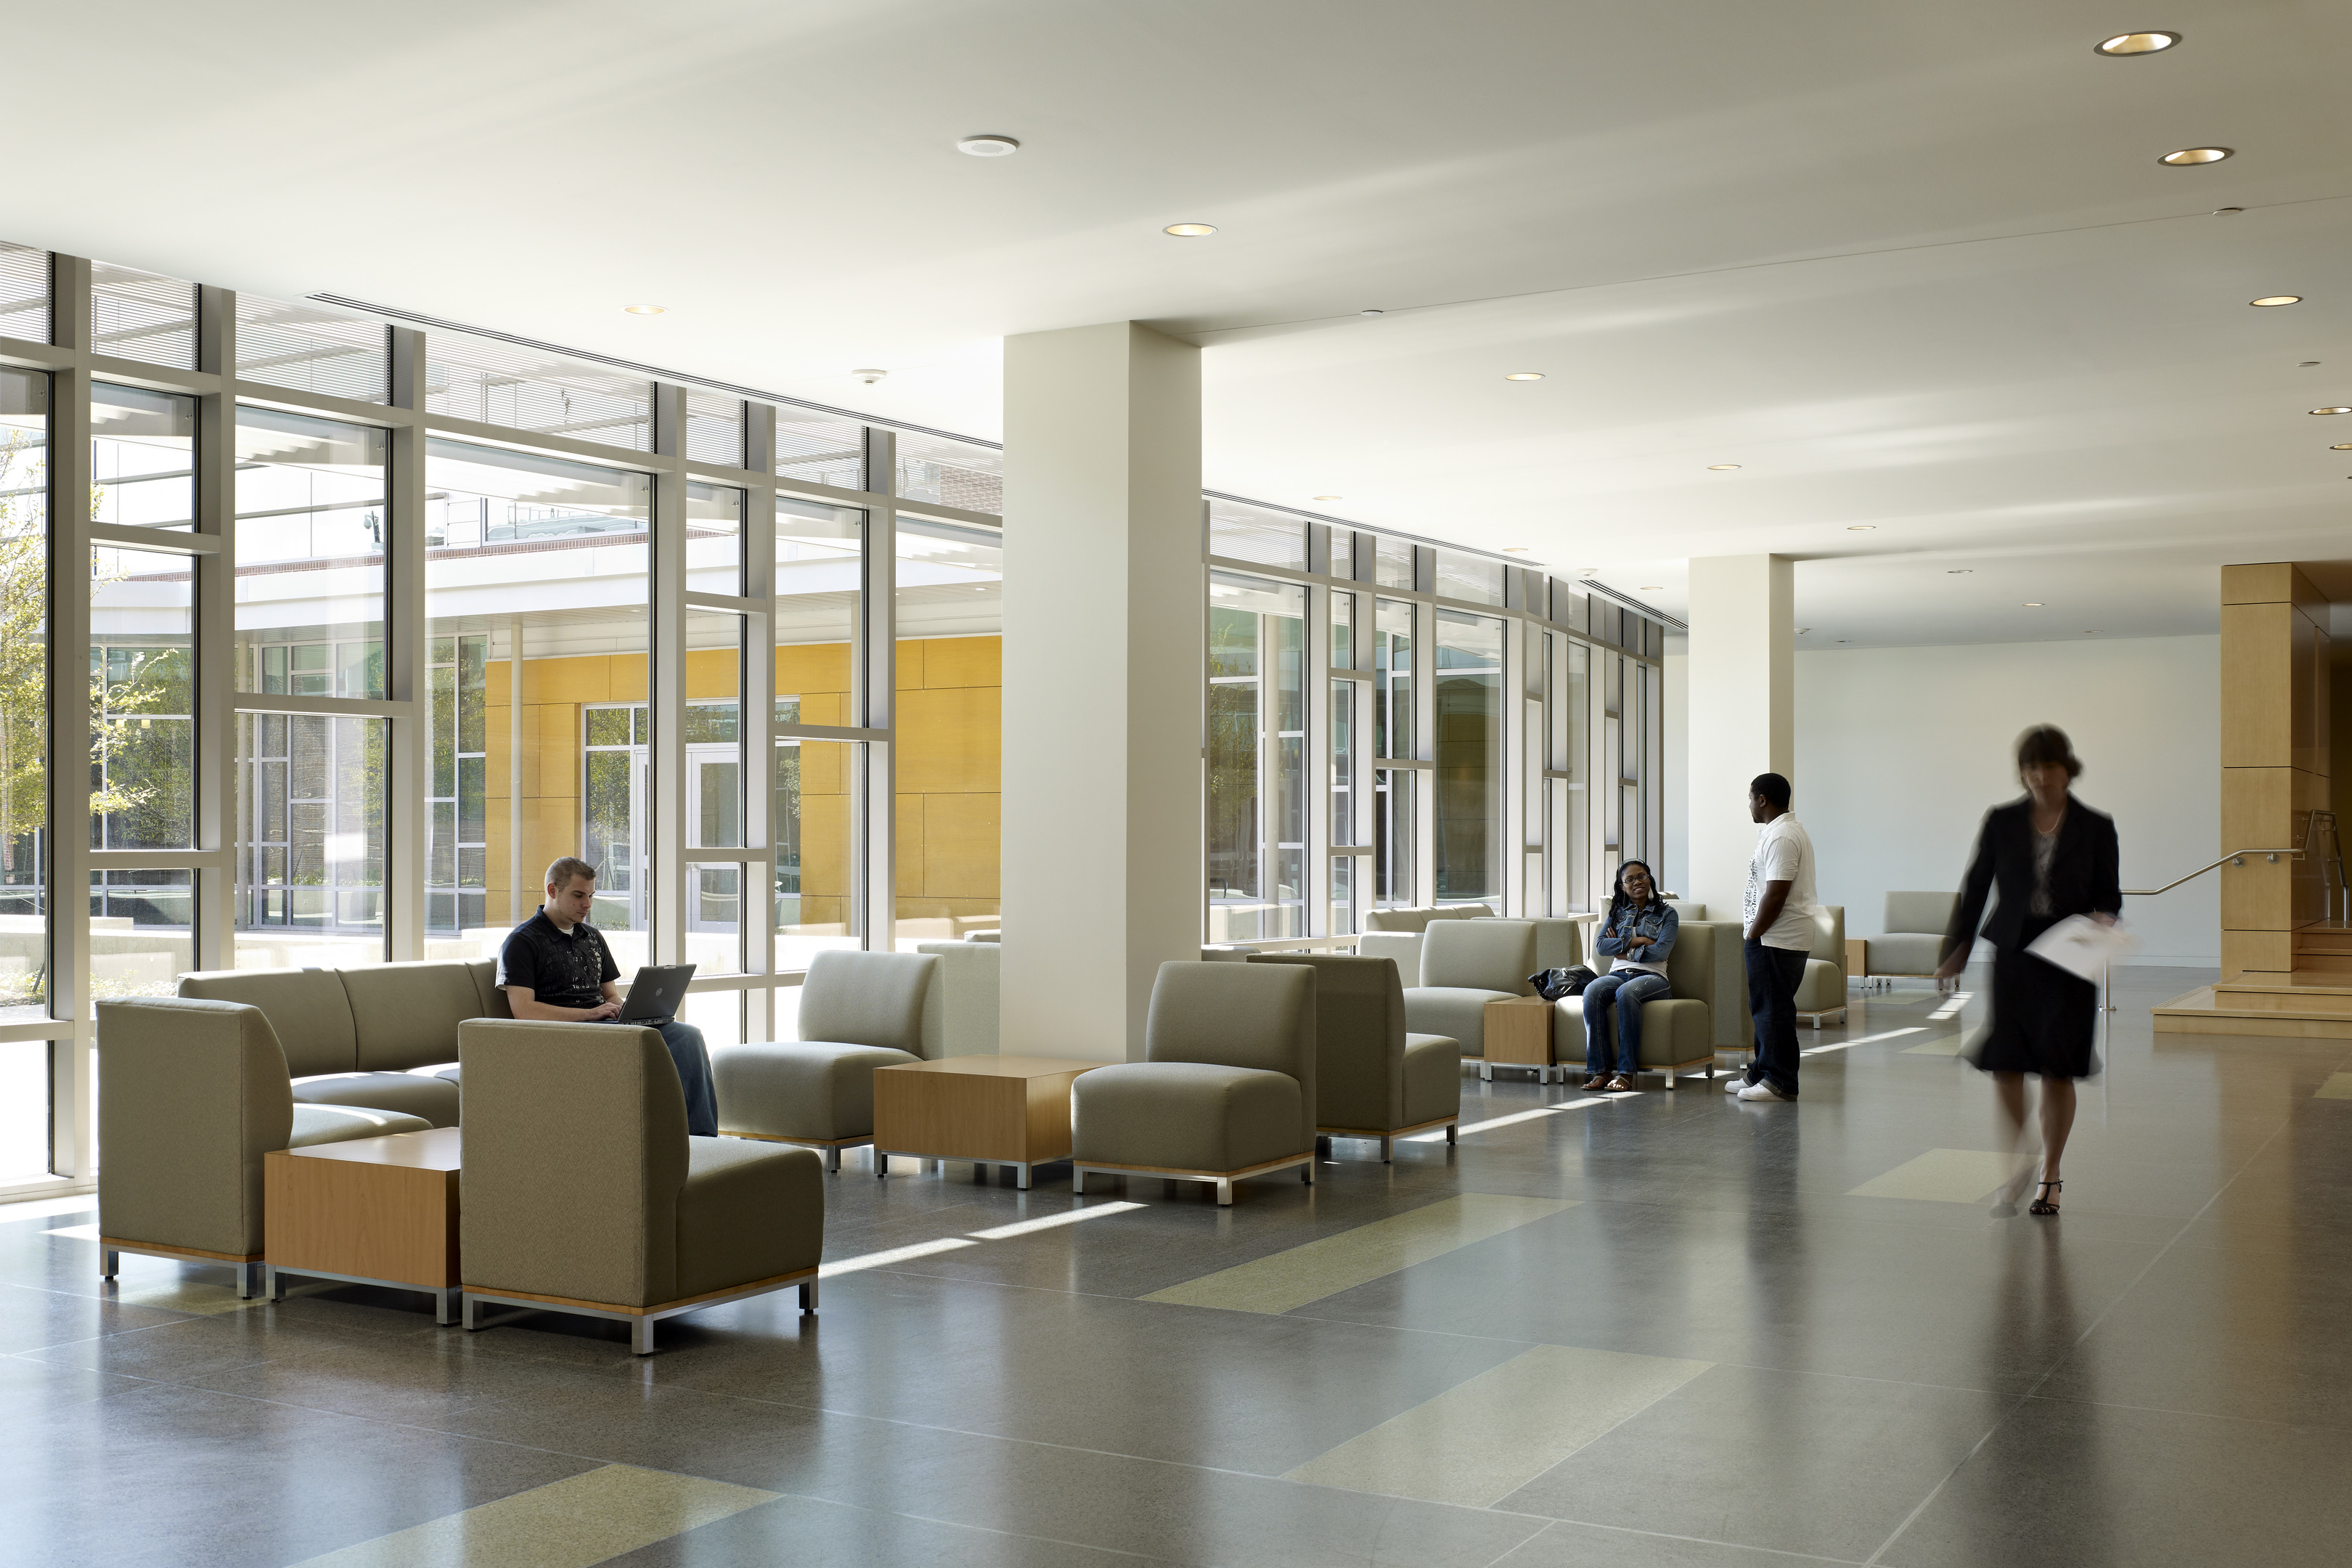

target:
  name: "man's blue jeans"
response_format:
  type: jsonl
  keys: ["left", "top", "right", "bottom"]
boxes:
{"left": 1582, "top": 970, "right": 1672, "bottom": 1077}
{"left": 656, "top": 1020, "right": 719, "bottom": 1137}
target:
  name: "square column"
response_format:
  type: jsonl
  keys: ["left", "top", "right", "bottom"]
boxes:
{"left": 1001, "top": 324, "right": 1202, "bottom": 1061}
{"left": 1684, "top": 555, "right": 1793, "bottom": 916}
{"left": 2220, "top": 565, "right": 2330, "bottom": 974}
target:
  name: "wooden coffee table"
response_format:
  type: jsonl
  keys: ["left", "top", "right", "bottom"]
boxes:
{"left": 874, "top": 1055, "right": 1103, "bottom": 1189}
{"left": 263, "top": 1127, "right": 462, "bottom": 1323}
{"left": 1481, "top": 995, "right": 1558, "bottom": 1082}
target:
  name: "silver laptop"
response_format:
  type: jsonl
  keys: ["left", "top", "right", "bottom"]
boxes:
{"left": 608, "top": 963, "right": 695, "bottom": 1024}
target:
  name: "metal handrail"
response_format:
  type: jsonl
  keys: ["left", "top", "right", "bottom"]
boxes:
{"left": 2124, "top": 848, "right": 2303, "bottom": 898}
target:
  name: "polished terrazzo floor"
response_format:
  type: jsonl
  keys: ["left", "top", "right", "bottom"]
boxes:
{"left": 6, "top": 963, "right": 2351, "bottom": 1567}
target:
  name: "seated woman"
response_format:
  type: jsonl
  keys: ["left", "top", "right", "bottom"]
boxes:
{"left": 1583, "top": 860, "right": 1678, "bottom": 1092}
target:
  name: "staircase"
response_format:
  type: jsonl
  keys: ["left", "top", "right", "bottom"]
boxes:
{"left": 2153, "top": 923, "right": 2352, "bottom": 1037}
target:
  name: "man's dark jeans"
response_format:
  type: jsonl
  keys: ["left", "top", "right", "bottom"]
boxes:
{"left": 656, "top": 1020, "right": 719, "bottom": 1136}
{"left": 1742, "top": 939, "right": 1810, "bottom": 1097}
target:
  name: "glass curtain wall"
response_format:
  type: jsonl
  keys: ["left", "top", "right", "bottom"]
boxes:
{"left": 2, "top": 240, "right": 1018, "bottom": 1197}
{"left": 1202, "top": 523, "right": 1669, "bottom": 937}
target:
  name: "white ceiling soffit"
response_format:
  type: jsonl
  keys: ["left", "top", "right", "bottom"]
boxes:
{"left": 4, "top": 0, "right": 2347, "bottom": 646}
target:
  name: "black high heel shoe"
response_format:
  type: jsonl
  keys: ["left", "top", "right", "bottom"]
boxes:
{"left": 2030, "top": 1180, "right": 2062, "bottom": 1217}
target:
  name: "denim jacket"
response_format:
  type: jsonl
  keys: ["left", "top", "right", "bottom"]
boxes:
{"left": 1595, "top": 900, "right": 1678, "bottom": 968}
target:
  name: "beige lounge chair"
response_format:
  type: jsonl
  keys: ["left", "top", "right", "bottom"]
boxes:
{"left": 1247, "top": 952, "right": 1458, "bottom": 1160}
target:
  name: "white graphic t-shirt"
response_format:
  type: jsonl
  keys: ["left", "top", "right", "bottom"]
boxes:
{"left": 1744, "top": 814, "right": 1820, "bottom": 951}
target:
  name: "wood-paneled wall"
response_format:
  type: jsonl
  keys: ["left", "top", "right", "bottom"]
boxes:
{"left": 2219, "top": 565, "right": 2330, "bottom": 974}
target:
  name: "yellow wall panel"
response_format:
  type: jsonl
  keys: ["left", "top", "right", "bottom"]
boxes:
{"left": 526, "top": 655, "right": 614, "bottom": 707}
{"left": 897, "top": 687, "right": 1001, "bottom": 795}
{"left": 921, "top": 635, "right": 1001, "bottom": 689}
{"left": 897, "top": 639, "right": 924, "bottom": 691}
{"left": 800, "top": 793, "right": 852, "bottom": 899}
{"left": 777, "top": 642, "right": 851, "bottom": 695}
{"left": 684, "top": 647, "right": 740, "bottom": 701}
{"left": 895, "top": 794, "right": 923, "bottom": 896}
{"left": 923, "top": 793, "right": 1001, "bottom": 900}
{"left": 606, "top": 653, "right": 649, "bottom": 703}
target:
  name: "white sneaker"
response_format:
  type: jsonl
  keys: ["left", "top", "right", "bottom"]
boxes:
{"left": 1722, "top": 1074, "right": 1749, "bottom": 1094}
{"left": 1738, "top": 1080, "right": 1794, "bottom": 1102}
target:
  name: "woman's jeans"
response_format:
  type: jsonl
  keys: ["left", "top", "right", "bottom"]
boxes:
{"left": 1582, "top": 971, "right": 1673, "bottom": 1076}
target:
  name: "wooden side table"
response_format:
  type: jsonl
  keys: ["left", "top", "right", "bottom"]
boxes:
{"left": 1481, "top": 995, "right": 1557, "bottom": 1083}
{"left": 264, "top": 1127, "right": 462, "bottom": 1323}
{"left": 874, "top": 1055, "right": 1101, "bottom": 1189}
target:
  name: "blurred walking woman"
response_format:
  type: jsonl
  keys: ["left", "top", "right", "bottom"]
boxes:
{"left": 1933, "top": 725, "right": 2120, "bottom": 1216}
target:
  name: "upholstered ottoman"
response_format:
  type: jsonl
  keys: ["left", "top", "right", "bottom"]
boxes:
{"left": 1071, "top": 1061, "right": 1310, "bottom": 1204}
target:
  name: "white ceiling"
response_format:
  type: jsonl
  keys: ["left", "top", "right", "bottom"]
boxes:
{"left": 9, "top": 0, "right": 2350, "bottom": 645}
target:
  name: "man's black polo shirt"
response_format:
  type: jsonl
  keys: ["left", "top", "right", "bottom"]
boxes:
{"left": 496, "top": 907, "right": 620, "bottom": 1010}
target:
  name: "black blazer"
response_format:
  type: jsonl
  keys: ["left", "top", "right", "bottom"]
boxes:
{"left": 1943, "top": 793, "right": 2122, "bottom": 961}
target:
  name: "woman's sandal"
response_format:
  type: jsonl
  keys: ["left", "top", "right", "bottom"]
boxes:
{"left": 2030, "top": 1180, "right": 2062, "bottom": 1217}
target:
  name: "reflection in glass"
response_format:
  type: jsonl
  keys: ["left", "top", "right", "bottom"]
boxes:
{"left": 1375, "top": 769, "right": 1414, "bottom": 907}
{"left": 1375, "top": 598, "right": 1413, "bottom": 759}
{"left": 687, "top": 611, "right": 746, "bottom": 976}
{"left": 235, "top": 409, "right": 388, "bottom": 698}
{"left": 1434, "top": 610, "right": 1503, "bottom": 904}
{"left": 894, "top": 519, "right": 1001, "bottom": 946}
{"left": 91, "top": 548, "right": 193, "bottom": 855}
{"left": 776, "top": 739, "right": 859, "bottom": 971}
{"left": 1332, "top": 590, "right": 1354, "bottom": 671}
{"left": 90, "top": 260, "right": 195, "bottom": 368}
{"left": 91, "top": 385, "right": 195, "bottom": 531}
{"left": 1332, "top": 679, "right": 1357, "bottom": 846}
{"left": 687, "top": 483, "right": 743, "bottom": 595}
{"left": 0, "top": 369, "right": 46, "bottom": 1024}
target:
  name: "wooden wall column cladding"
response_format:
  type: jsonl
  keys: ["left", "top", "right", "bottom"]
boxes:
{"left": 2219, "top": 564, "right": 2332, "bottom": 976}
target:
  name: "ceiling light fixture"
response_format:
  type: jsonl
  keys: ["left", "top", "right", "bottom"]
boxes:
{"left": 2160, "top": 147, "right": 2232, "bottom": 166}
{"left": 1359, "top": 309, "right": 1384, "bottom": 316}
{"left": 1504, "top": 371, "right": 1545, "bottom": 381}
{"left": 1164, "top": 222, "right": 1217, "bottom": 237}
{"left": 2332, "top": 444, "right": 2352, "bottom": 450}
{"left": 1641, "top": 586, "right": 1664, "bottom": 592}
{"left": 853, "top": 368, "right": 887, "bottom": 385}
{"left": 1947, "top": 569, "right": 1972, "bottom": 574}
{"left": 1707, "top": 463, "right": 1741, "bottom": 471}
{"left": 1847, "top": 525, "right": 1877, "bottom": 531}
{"left": 2251, "top": 295, "right": 2303, "bottom": 307}
{"left": 2213, "top": 206, "right": 2244, "bottom": 216}
{"left": 2024, "top": 602, "right": 2043, "bottom": 607}
{"left": 1312, "top": 495, "right": 1342, "bottom": 501}
{"left": 2312, "top": 407, "right": 2352, "bottom": 415}
{"left": 623, "top": 304, "right": 665, "bottom": 315}
{"left": 955, "top": 134, "right": 1020, "bottom": 157}
{"left": 2094, "top": 30, "right": 2180, "bottom": 55}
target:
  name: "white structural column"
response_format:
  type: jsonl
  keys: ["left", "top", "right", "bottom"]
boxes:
{"left": 1684, "top": 555, "right": 1794, "bottom": 918}
{"left": 1000, "top": 323, "right": 1201, "bottom": 1061}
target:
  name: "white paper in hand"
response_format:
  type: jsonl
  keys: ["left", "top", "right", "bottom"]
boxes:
{"left": 2026, "top": 915, "right": 2139, "bottom": 982}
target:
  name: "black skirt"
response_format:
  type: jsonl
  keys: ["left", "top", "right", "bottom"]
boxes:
{"left": 1970, "top": 919, "right": 2099, "bottom": 1079}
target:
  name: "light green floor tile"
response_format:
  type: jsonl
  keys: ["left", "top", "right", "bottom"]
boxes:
{"left": 1847, "top": 1148, "right": 2021, "bottom": 1203}
{"left": 1143, "top": 1193, "right": 1572, "bottom": 1315}
{"left": 1900, "top": 1037, "right": 1967, "bottom": 1055}
{"left": 2316, "top": 1072, "right": 2352, "bottom": 1100}
{"left": 1284, "top": 1344, "right": 1710, "bottom": 1507}
{"left": 288, "top": 1463, "right": 775, "bottom": 1567}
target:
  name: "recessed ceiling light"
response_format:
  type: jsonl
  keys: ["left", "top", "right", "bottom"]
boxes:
{"left": 623, "top": 304, "right": 665, "bottom": 315}
{"left": 1640, "top": 586, "right": 1664, "bottom": 591}
{"left": 1502, "top": 546, "right": 1529, "bottom": 552}
{"left": 1164, "top": 222, "right": 1217, "bottom": 237}
{"left": 2332, "top": 444, "right": 2352, "bottom": 450}
{"left": 1504, "top": 372, "right": 1545, "bottom": 381}
{"left": 2094, "top": 30, "right": 2180, "bottom": 55}
{"left": 2313, "top": 407, "right": 2352, "bottom": 415}
{"left": 1847, "top": 525, "right": 1877, "bottom": 531}
{"left": 2251, "top": 295, "right": 2302, "bottom": 307}
{"left": 1947, "top": 569, "right": 1972, "bottom": 574}
{"left": 854, "top": 368, "right": 887, "bottom": 385}
{"left": 1312, "top": 495, "right": 1342, "bottom": 501}
{"left": 956, "top": 134, "right": 1020, "bottom": 157}
{"left": 2024, "top": 602, "right": 2044, "bottom": 607}
{"left": 1360, "top": 309, "right": 1384, "bottom": 316}
{"left": 2160, "top": 147, "right": 2232, "bottom": 166}
{"left": 1707, "top": 463, "right": 1741, "bottom": 471}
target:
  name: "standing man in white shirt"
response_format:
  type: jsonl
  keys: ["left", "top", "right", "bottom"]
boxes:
{"left": 1728, "top": 772, "right": 1818, "bottom": 1103}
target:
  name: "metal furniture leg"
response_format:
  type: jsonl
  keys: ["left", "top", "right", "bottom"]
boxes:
{"left": 1215, "top": 1178, "right": 1233, "bottom": 1206}
{"left": 462, "top": 1294, "right": 484, "bottom": 1331}
{"left": 100, "top": 1249, "right": 118, "bottom": 1280}
{"left": 632, "top": 1317, "right": 656, "bottom": 1355}
{"left": 237, "top": 1262, "right": 259, "bottom": 1299}
{"left": 1380, "top": 1136, "right": 1392, "bottom": 1163}
{"left": 435, "top": 1288, "right": 457, "bottom": 1326}
{"left": 1014, "top": 1163, "right": 1032, "bottom": 1190}
{"left": 1071, "top": 1167, "right": 1085, "bottom": 1196}
{"left": 827, "top": 1147, "right": 841, "bottom": 1173}
{"left": 1301, "top": 1161, "right": 1314, "bottom": 1184}
{"left": 799, "top": 1279, "right": 819, "bottom": 1312}
{"left": 1446, "top": 1124, "right": 1457, "bottom": 1144}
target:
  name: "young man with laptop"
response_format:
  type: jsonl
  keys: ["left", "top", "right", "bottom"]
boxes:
{"left": 497, "top": 856, "right": 717, "bottom": 1136}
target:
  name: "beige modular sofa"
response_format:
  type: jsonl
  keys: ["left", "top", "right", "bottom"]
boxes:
{"left": 912, "top": 939, "right": 1000, "bottom": 1056}
{"left": 174, "top": 960, "right": 516, "bottom": 1127}
{"left": 1556, "top": 920, "right": 1750, "bottom": 1088}
{"left": 1794, "top": 905, "right": 1849, "bottom": 1028}
{"left": 711, "top": 949, "right": 943, "bottom": 1170}
{"left": 1072, "top": 961, "right": 1317, "bottom": 1205}
{"left": 1247, "top": 952, "right": 1459, "bottom": 1160}
{"left": 457, "top": 1018, "right": 825, "bottom": 1354}
{"left": 1859, "top": 892, "right": 1959, "bottom": 989}
{"left": 1393, "top": 918, "right": 1538, "bottom": 1062}
{"left": 95, "top": 996, "right": 436, "bottom": 1296}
